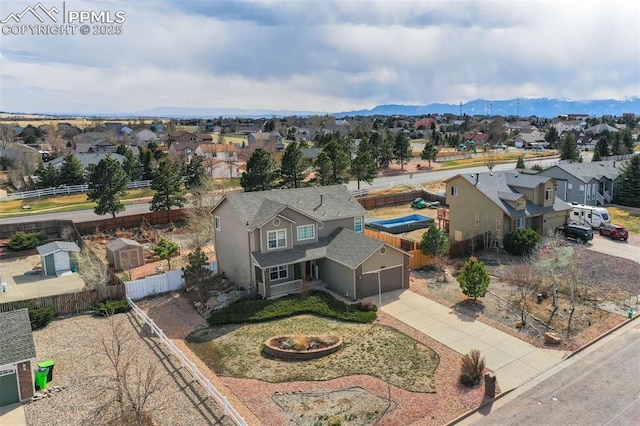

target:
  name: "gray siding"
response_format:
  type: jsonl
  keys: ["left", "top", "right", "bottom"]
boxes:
{"left": 318, "top": 217, "right": 357, "bottom": 237}
{"left": 259, "top": 215, "right": 295, "bottom": 252}
{"left": 538, "top": 167, "right": 586, "bottom": 205}
{"left": 279, "top": 208, "right": 319, "bottom": 246}
{"left": 318, "top": 258, "right": 355, "bottom": 298}
{"left": 361, "top": 246, "right": 404, "bottom": 274}
{"left": 214, "top": 200, "right": 252, "bottom": 286}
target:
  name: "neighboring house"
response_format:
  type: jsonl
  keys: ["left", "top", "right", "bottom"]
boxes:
{"left": 134, "top": 129, "right": 159, "bottom": 145}
{"left": 196, "top": 144, "right": 239, "bottom": 178}
{"left": 550, "top": 119, "right": 582, "bottom": 135}
{"left": 247, "top": 132, "right": 283, "bottom": 147}
{"left": 444, "top": 171, "right": 570, "bottom": 245}
{"left": 0, "top": 142, "right": 40, "bottom": 169}
{"left": 536, "top": 160, "right": 625, "bottom": 205}
{"left": 512, "top": 130, "right": 546, "bottom": 149}
{"left": 168, "top": 140, "right": 200, "bottom": 160}
{"left": 49, "top": 153, "right": 125, "bottom": 171}
{"left": 166, "top": 132, "right": 197, "bottom": 145}
{"left": 0, "top": 309, "right": 37, "bottom": 406}
{"left": 74, "top": 138, "right": 118, "bottom": 154}
{"left": 36, "top": 241, "right": 80, "bottom": 276}
{"left": 211, "top": 185, "right": 410, "bottom": 300}
{"left": 72, "top": 132, "right": 109, "bottom": 145}
{"left": 585, "top": 123, "right": 618, "bottom": 136}
{"left": 106, "top": 238, "right": 145, "bottom": 271}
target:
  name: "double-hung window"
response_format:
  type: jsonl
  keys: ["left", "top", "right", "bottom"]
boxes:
{"left": 516, "top": 218, "right": 525, "bottom": 229}
{"left": 214, "top": 216, "right": 220, "bottom": 230}
{"left": 269, "top": 265, "right": 288, "bottom": 281}
{"left": 267, "top": 229, "right": 286, "bottom": 249}
{"left": 354, "top": 217, "right": 363, "bottom": 232}
{"left": 545, "top": 188, "right": 553, "bottom": 201}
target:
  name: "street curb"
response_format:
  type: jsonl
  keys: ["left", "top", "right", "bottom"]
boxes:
{"left": 447, "top": 313, "right": 639, "bottom": 425}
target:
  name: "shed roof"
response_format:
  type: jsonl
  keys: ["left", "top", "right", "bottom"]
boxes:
{"left": 0, "top": 309, "right": 36, "bottom": 365}
{"left": 37, "top": 241, "right": 81, "bottom": 257}
{"left": 106, "top": 238, "right": 143, "bottom": 251}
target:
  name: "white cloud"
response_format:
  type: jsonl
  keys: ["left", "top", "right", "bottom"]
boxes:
{"left": 0, "top": 0, "right": 638, "bottom": 114}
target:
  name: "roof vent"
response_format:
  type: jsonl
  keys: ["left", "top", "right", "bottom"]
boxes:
{"left": 320, "top": 194, "right": 325, "bottom": 206}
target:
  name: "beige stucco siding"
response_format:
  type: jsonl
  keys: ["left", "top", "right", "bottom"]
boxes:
{"left": 543, "top": 210, "right": 568, "bottom": 235}
{"left": 213, "top": 200, "right": 252, "bottom": 286}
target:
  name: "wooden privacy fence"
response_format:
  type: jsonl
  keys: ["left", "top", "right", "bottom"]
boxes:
{"left": 364, "top": 228, "right": 433, "bottom": 268}
{"left": 127, "top": 297, "right": 247, "bottom": 426}
{"left": 0, "top": 285, "right": 126, "bottom": 315}
{"left": 74, "top": 209, "right": 187, "bottom": 235}
{"left": 357, "top": 190, "right": 446, "bottom": 210}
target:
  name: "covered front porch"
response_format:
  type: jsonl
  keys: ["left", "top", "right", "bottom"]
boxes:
{"left": 255, "top": 259, "right": 325, "bottom": 299}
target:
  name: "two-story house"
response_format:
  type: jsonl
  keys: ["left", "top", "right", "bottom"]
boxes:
{"left": 211, "top": 186, "right": 410, "bottom": 300}
{"left": 536, "top": 160, "right": 625, "bottom": 205}
{"left": 444, "top": 172, "right": 570, "bottom": 245}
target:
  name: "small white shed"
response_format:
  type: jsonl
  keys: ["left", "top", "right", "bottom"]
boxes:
{"left": 36, "top": 241, "right": 81, "bottom": 277}
{"left": 106, "top": 238, "right": 145, "bottom": 271}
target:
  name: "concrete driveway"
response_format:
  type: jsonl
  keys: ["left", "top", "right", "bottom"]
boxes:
{"left": 587, "top": 234, "right": 640, "bottom": 264}
{"left": 380, "top": 289, "right": 570, "bottom": 392}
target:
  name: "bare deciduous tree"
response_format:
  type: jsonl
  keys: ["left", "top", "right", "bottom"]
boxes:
{"left": 77, "top": 247, "right": 108, "bottom": 290}
{"left": 505, "top": 262, "right": 541, "bottom": 326}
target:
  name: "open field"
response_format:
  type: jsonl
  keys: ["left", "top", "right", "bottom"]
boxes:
{"left": 0, "top": 118, "right": 158, "bottom": 127}
{"left": 608, "top": 205, "right": 640, "bottom": 234}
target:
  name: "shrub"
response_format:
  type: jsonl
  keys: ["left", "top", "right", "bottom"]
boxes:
{"left": 457, "top": 257, "right": 490, "bottom": 301}
{"left": 7, "top": 231, "right": 44, "bottom": 251}
{"left": 459, "top": 349, "right": 485, "bottom": 387}
{"left": 93, "top": 299, "right": 131, "bottom": 316}
{"left": 352, "top": 299, "right": 377, "bottom": 312}
{"left": 29, "top": 306, "right": 56, "bottom": 330}
{"left": 208, "top": 290, "right": 376, "bottom": 326}
{"left": 503, "top": 228, "right": 541, "bottom": 257}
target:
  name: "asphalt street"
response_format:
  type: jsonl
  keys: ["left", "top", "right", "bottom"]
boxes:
{"left": 461, "top": 317, "right": 640, "bottom": 425}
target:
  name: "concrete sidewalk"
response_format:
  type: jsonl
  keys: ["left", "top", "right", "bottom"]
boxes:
{"left": 0, "top": 403, "right": 27, "bottom": 426}
{"left": 380, "top": 289, "right": 570, "bottom": 391}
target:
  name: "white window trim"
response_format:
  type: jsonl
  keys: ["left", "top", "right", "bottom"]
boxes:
{"left": 214, "top": 216, "right": 220, "bottom": 231}
{"left": 496, "top": 218, "right": 502, "bottom": 232}
{"left": 267, "top": 229, "right": 287, "bottom": 250}
{"left": 545, "top": 188, "right": 553, "bottom": 201}
{"left": 516, "top": 218, "right": 525, "bottom": 229}
{"left": 451, "top": 186, "right": 459, "bottom": 196}
{"left": 297, "top": 224, "right": 315, "bottom": 241}
{"left": 269, "top": 265, "right": 288, "bottom": 281}
{"left": 567, "top": 183, "right": 573, "bottom": 194}
{"left": 354, "top": 217, "right": 363, "bottom": 232}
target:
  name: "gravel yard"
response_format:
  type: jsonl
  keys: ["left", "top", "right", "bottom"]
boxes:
{"left": 23, "top": 313, "right": 233, "bottom": 426}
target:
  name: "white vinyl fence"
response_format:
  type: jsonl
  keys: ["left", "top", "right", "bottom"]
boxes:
{"left": 0, "top": 180, "right": 152, "bottom": 201}
{"left": 126, "top": 297, "right": 247, "bottom": 425}
{"left": 125, "top": 261, "right": 218, "bottom": 301}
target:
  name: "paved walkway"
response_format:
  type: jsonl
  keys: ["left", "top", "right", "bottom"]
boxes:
{"left": 0, "top": 403, "right": 27, "bottom": 426}
{"left": 380, "top": 289, "right": 570, "bottom": 391}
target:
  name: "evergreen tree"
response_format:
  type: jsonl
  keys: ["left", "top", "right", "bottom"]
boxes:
{"left": 592, "top": 149, "right": 602, "bottom": 162}
{"left": 594, "top": 135, "right": 609, "bottom": 159}
{"left": 240, "top": 148, "right": 277, "bottom": 192}
{"left": 393, "top": 132, "right": 412, "bottom": 170}
{"left": 87, "top": 155, "right": 129, "bottom": 218}
{"left": 368, "top": 132, "right": 381, "bottom": 162}
{"left": 35, "top": 163, "right": 59, "bottom": 188}
{"left": 280, "top": 141, "right": 306, "bottom": 188}
{"left": 315, "top": 140, "right": 349, "bottom": 185}
{"left": 58, "top": 153, "right": 86, "bottom": 185}
{"left": 140, "top": 146, "right": 157, "bottom": 180}
{"left": 611, "top": 132, "right": 623, "bottom": 156}
{"left": 153, "top": 237, "right": 180, "bottom": 270}
{"left": 119, "top": 145, "right": 142, "bottom": 181}
{"left": 559, "top": 133, "right": 580, "bottom": 162}
{"left": 616, "top": 154, "right": 640, "bottom": 207}
{"left": 377, "top": 134, "right": 394, "bottom": 168}
{"left": 516, "top": 155, "right": 526, "bottom": 169}
{"left": 621, "top": 130, "right": 634, "bottom": 154}
{"left": 420, "top": 142, "right": 439, "bottom": 168}
{"left": 457, "top": 256, "right": 490, "bottom": 301}
{"left": 545, "top": 127, "right": 560, "bottom": 149}
{"left": 350, "top": 138, "right": 378, "bottom": 189}
{"left": 419, "top": 225, "right": 449, "bottom": 257}
{"left": 151, "top": 157, "right": 186, "bottom": 213}
{"left": 183, "top": 155, "right": 207, "bottom": 190}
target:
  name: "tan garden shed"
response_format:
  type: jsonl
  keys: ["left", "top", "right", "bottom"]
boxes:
{"left": 106, "top": 238, "right": 145, "bottom": 271}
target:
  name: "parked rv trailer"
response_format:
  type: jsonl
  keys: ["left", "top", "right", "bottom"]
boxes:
{"left": 568, "top": 203, "right": 611, "bottom": 228}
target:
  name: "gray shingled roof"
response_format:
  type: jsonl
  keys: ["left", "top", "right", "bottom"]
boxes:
{"left": 106, "top": 238, "right": 143, "bottom": 251}
{"left": 458, "top": 171, "right": 571, "bottom": 219}
{"left": 37, "top": 241, "right": 81, "bottom": 257}
{"left": 0, "top": 309, "right": 36, "bottom": 365}
{"left": 550, "top": 160, "right": 624, "bottom": 183}
{"left": 223, "top": 185, "right": 366, "bottom": 229}
{"left": 252, "top": 228, "right": 386, "bottom": 270}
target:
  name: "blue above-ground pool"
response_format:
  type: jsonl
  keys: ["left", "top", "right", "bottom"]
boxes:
{"left": 368, "top": 214, "right": 435, "bottom": 234}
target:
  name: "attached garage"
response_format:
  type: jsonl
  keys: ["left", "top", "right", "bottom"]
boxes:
{"left": 0, "top": 309, "right": 37, "bottom": 406}
{"left": 360, "top": 265, "right": 404, "bottom": 299}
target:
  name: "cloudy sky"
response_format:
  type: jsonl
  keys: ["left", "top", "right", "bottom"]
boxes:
{"left": 0, "top": 0, "right": 638, "bottom": 115}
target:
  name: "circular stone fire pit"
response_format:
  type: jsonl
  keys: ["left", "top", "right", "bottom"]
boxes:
{"left": 263, "top": 334, "right": 343, "bottom": 361}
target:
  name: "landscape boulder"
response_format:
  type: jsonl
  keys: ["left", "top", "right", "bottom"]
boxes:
{"left": 544, "top": 332, "right": 562, "bottom": 345}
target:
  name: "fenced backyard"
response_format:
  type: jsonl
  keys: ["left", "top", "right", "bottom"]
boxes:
{"left": 0, "top": 285, "right": 125, "bottom": 315}
{"left": 0, "top": 180, "right": 152, "bottom": 201}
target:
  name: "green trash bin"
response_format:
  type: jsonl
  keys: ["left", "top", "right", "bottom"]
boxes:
{"left": 35, "top": 368, "right": 48, "bottom": 390}
{"left": 38, "top": 360, "right": 55, "bottom": 382}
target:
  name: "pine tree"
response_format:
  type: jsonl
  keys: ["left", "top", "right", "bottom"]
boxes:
{"left": 378, "top": 134, "right": 394, "bottom": 168}
{"left": 280, "top": 141, "right": 306, "bottom": 188}
{"left": 58, "top": 153, "right": 86, "bottom": 185}
{"left": 350, "top": 139, "right": 378, "bottom": 189}
{"left": 87, "top": 155, "right": 129, "bottom": 218}
{"left": 119, "top": 145, "right": 142, "bottom": 181}
{"left": 594, "top": 136, "right": 609, "bottom": 159}
{"left": 183, "top": 155, "right": 207, "bottom": 190}
{"left": 559, "top": 133, "right": 580, "bottom": 162}
{"left": 516, "top": 156, "right": 526, "bottom": 169}
{"left": 153, "top": 237, "right": 180, "bottom": 270}
{"left": 457, "top": 257, "right": 490, "bottom": 301}
{"left": 421, "top": 142, "right": 439, "bottom": 168}
{"left": 616, "top": 154, "right": 640, "bottom": 207}
{"left": 393, "top": 132, "right": 412, "bottom": 170}
{"left": 419, "top": 225, "right": 449, "bottom": 257}
{"left": 315, "top": 140, "right": 349, "bottom": 185}
{"left": 151, "top": 157, "right": 186, "bottom": 213}
{"left": 240, "top": 148, "right": 277, "bottom": 192}
{"left": 35, "top": 163, "right": 59, "bottom": 188}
